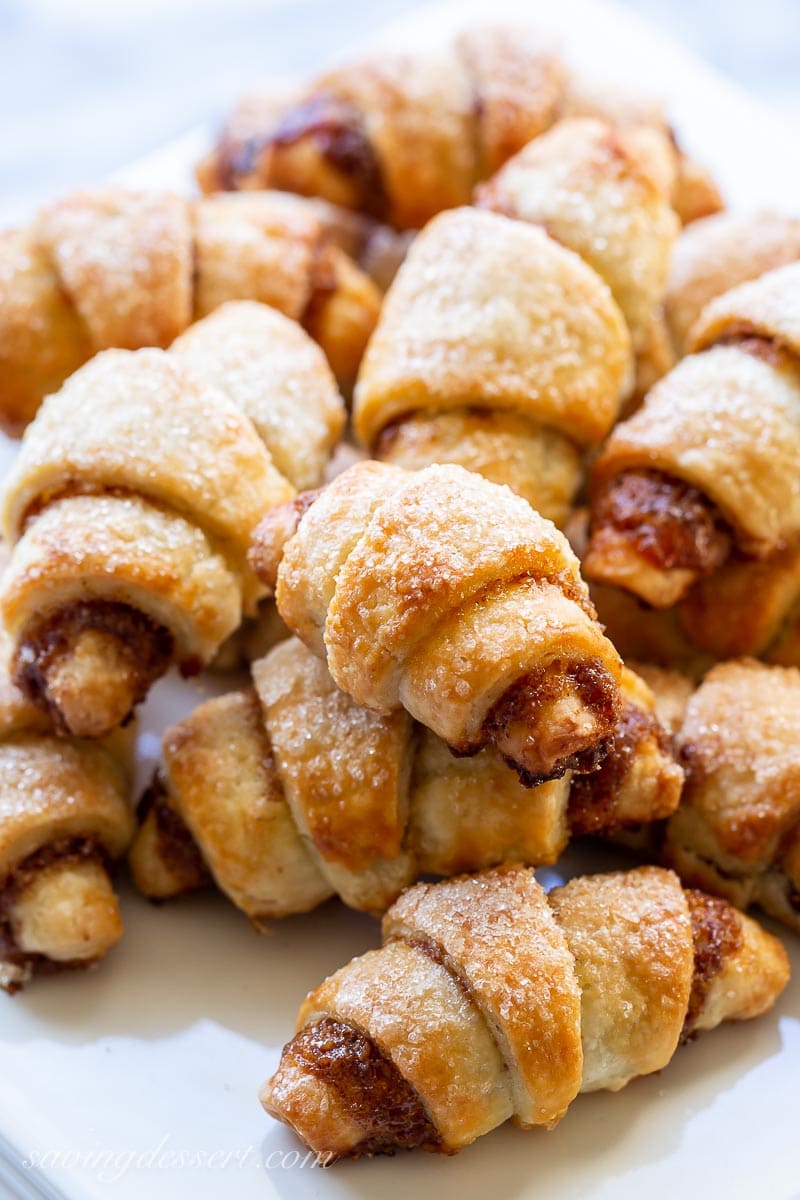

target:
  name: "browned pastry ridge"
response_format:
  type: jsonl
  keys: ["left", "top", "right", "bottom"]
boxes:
{"left": 0, "top": 186, "right": 387, "bottom": 432}
{"left": 584, "top": 261, "right": 800, "bottom": 609}
{"left": 0, "top": 602, "right": 133, "bottom": 992}
{"left": 353, "top": 206, "right": 632, "bottom": 528}
{"left": 646, "top": 658, "right": 800, "bottom": 933}
{"left": 0, "top": 301, "right": 345, "bottom": 739}
{"left": 476, "top": 115, "right": 680, "bottom": 401}
{"left": 129, "top": 637, "right": 682, "bottom": 920}
{"left": 250, "top": 459, "right": 625, "bottom": 785}
{"left": 198, "top": 27, "right": 567, "bottom": 229}
{"left": 665, "top": 208, "right": 800, "bottom": 356}
{"left": 261, "top": 863, "right": 789, "bottom": 1160}
{"left": 556, "top": 71, "right": 723, "bottom": 227}
{"left": 198, "top": 25, "right": 722, "bottom": 233}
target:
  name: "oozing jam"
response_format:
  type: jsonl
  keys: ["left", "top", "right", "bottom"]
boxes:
{"left": 591, "top": 469, "right": 732, "bottom": 574}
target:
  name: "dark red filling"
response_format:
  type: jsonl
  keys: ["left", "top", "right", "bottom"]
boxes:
{"left": 591, "top": 469, "right": 732, "bottom": 574}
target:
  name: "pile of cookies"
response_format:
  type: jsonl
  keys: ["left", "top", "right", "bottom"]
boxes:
{"left": 0, "top": 24, "right": 796, "bottom": 1164}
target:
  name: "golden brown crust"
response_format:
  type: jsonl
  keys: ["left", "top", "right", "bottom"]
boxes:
{"left": 683, "top": 888, "right": 790, "bottom": 1033}
{"left": 273, "top": 462, "right": 399, "bottom": 656}
{"left": 385, "top": 867, "right": 582, "bottom": 1129}
{"left": 263, "top": 1017, "right": 441, "bottom": 1161}
{"left": 665, "top": 211, "right": 800, "bottom": 356}
{"left": 0, "top": 628, "right": 133, "bottom": 990}
{"left": 252, "top": 641, "right": 411, "bottom": 873}
{"left": 670, "top": 659, "right": 800, "bottom": 862}
{"left": 192, "top": 190, "right": 319, "bottom": 321}
{"left": 1, "top": 344, "right": 287, "bottom": 572}
{"left": 0, "top": 735, "right": 132, "bottom": 882}
{"left": 262, "top": 865, "right": 787, "bottom": 1158}
{"left": 273, "top": 461, "right": 622, "bottom": 781}
{"left": 202, "top": 29, "right": 715, "bottom": 244}
{"left": 131, "top": 640, "right": 671, "bottom": 920}
{"left": 191, "top": 193, "right": 381, "bottom": 389}
{"left": 628, "top": 661, "right": 694, "bottom": 737}
{"left": 0, "top": 188, "right": 376, "bottom": 431}
{"left": 670, "top": 151, "right": 725, "bottom": 226}
{"left": 545, "top": 72, "right": 721, "bottom": 229}
{"left": 375, "top": 409, "right": 582, "bottom": 528}
{"left": 202, "top": 28, "right": 569, "bottom": 230}
{"left": 409, "top": 737, "right": 570, "bottom": 874}
{"left": 196, "top": 86, "right": 301, "bottom": 192}
{"left": 128, "top": 780, "right": 210, "bottom": 901}
{"left": 219, "top": 191, "right": 410, "bottom": 286}
{"left": 590, "top": 344, "right": 800, "bottom": 566}
{"left": 170, "top": 301, "right": 345, "bottom": 492}
{"left": 353, "top": 206, "right": 630, "bottom": 523}
{"left": 477, "top": 117, "right": 678, "bottom": 354}
{"left": 264, "top": 54, "right": 474, "bottom": 229}
{"left": 1, "top": 300, "right": 347, "bottom": 736}
{"left": 158, "top": 689, "right": 332, "bottom": 923}
{"left": 677, "top": 544, "right": 800, "bottom": 663}
{"left": 690, "top": 260, "right": 800, "bottom": 361}
{"left": 590, "top": 581, "right": 714, "bottom": 677}
{"left": 0, "top": 494, "right": 239, "bottom": 740}
{"left": 548, "top": 867, "right": 693, "bottom": 1092}
{"left": 2, "top": 493, "right": 242, "bottom": 679}
{"left": 300, "top": 241, "right": 382, "bottom": 390}
{"left": 663, "top": 659, "right": 800, "bottom": 934}
{"left": 299, "top": 937, "right": 512, "bottom": 1149}
{"left": 34, "top": 189, "right": 193, "bottom": 352}
{"left": 0, "top": 231, "right": 91, "bottom": 435}
{"left": 453, "top": 27, "right": 566, "bottom": 177}
{"left": 355, "top": 207, "right": 631, "bottom": 451}
{"left": 587, "top": 265, "right": 800, "bottom": 610}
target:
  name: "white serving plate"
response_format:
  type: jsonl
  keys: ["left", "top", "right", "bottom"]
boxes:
{"left": 0, "top": 2, "right": 798, "bottom": 1197}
